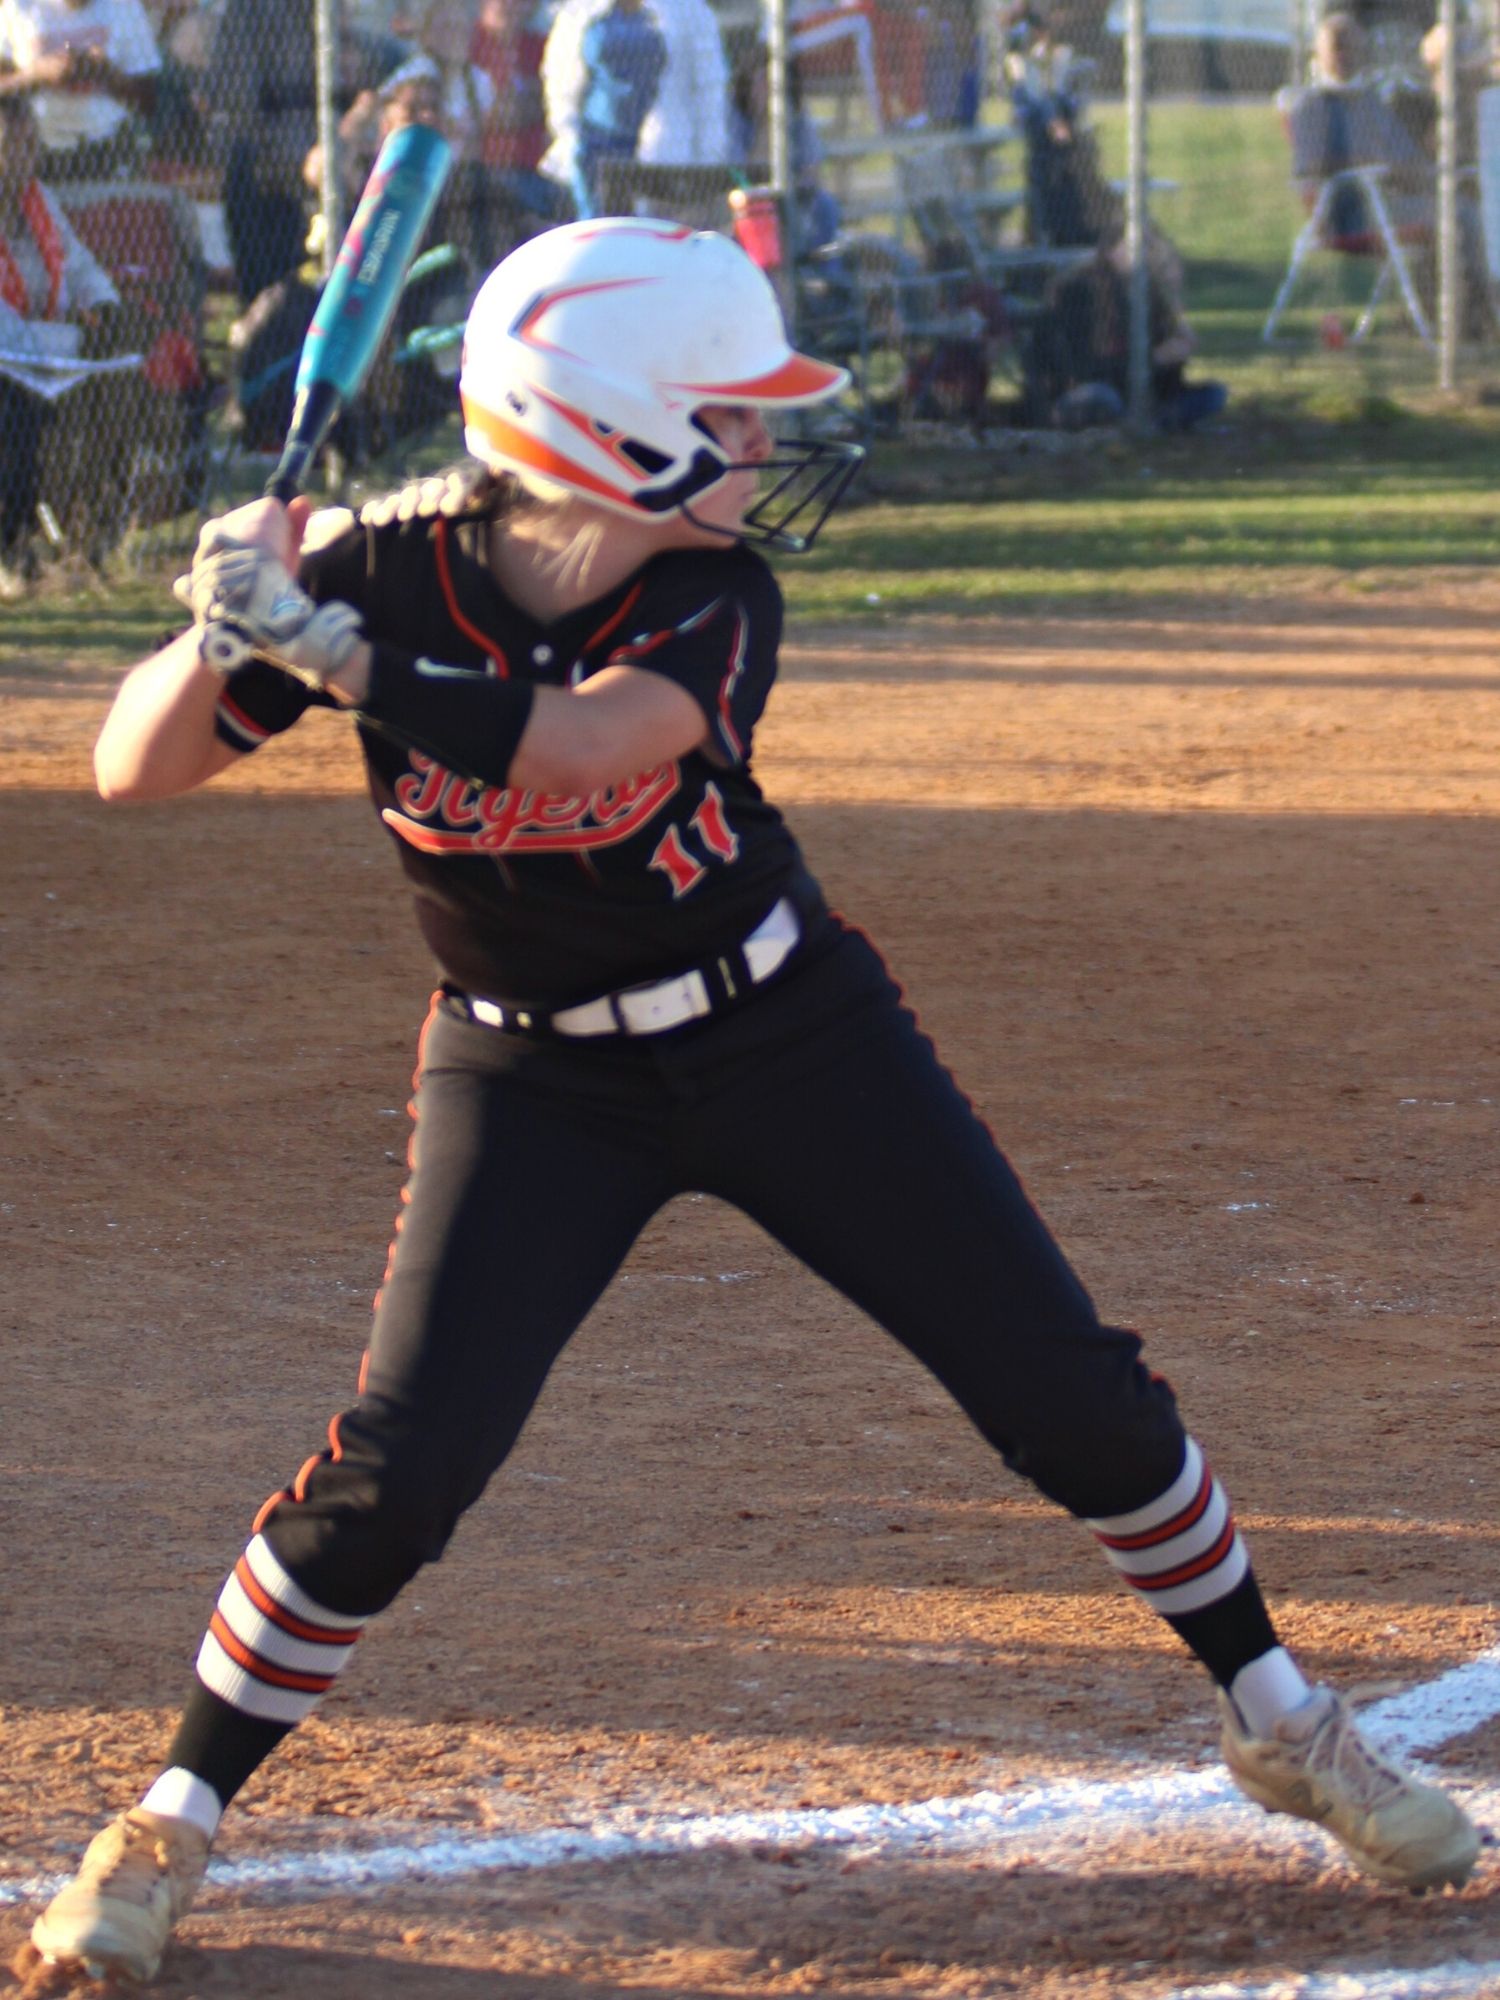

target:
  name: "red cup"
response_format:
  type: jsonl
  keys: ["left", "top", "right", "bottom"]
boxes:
{"left": 729, "top": 187, "right": 784, "bottom": 272}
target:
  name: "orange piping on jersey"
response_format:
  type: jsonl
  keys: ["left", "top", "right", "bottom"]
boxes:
{"left": 208, "top": 1612, "right": 338, "bottom": 1692}
{"left": 583, "top": 581, "right": 643, "bottom": 657}
{"left": 276, "top": 1413, "right": 345, "bottom": 1514}
{"left": 434, "top": 516, "right": 510, "bottom": 677}
{"left": 372, "top": 993, "right": 441, "bottom": 1322}
{"left": 713, "top": 605, "right": 749, "bottom": 760}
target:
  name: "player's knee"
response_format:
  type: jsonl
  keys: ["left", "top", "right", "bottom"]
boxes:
{"left": 262, "top": 1411, "right": 488, "bottom": 1611}
{"left": 981, "top": 1336, "right": 1186, "bottom": 1519}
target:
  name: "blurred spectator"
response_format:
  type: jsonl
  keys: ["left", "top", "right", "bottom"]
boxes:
{"left": 0, "top": 0, "right": 160, "bottom": 181}
{"left": 400, "top": 0, "right": 493, "bottom": 165}
{"left": 1418, "top": 17, "right": 1492, "bottom": 161}
{"left": 1311, "top": 8, "right": 1370, "bottom": 83}
{"left": 138, "top": 0, "right": 213, "bottom": 173}
{"left": 1305, "top": 8, "right": 1493, "bottom": 336}
{"left": 322, "top": 0, "right": 497, "bottom": 259}
{"left": 923, "top": 0, "right": 982, "bottom": 130}
{"left": 728, "top": 36, "right": 839, "bottom": 257}
{"left": 304, "top": 55, "right": 447, "bottom": 212}
{"left": 1303, "top": 10, "right": 1431, "bottom": 220}
{"left": 0, "top": 94, "right": 131, "bottom": 577}
{"left": 471, "top": 0, "right": 565, "bottom": 247}
{"left": 1030, "top": 215, "right": 1227, "bottom": 433}
{"left": 541, "top": 0, "right": 666, "bottom": 220}
{"left": 204, "top": 0, "right": 407, "bottom": 304}
{"left": 636, "top": 0, "right": 727, "bottom": 177}
{"left": 1002, "top": 1, "right": 1110, "bottom": 246}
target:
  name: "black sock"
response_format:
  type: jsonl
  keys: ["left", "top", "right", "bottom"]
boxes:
{"left": 164, "top": 1681, "right": 297, "bottom": 1810}
{"left": 1164, "top": 1569, "right": 1280, "bottom": 1689}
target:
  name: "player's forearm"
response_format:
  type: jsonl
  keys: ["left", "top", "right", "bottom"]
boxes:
{"left": 95, "top": 630, "right": 240, "bottom": 801}
{"left": 346, "top": 648, "right": 706, "bottom": 796}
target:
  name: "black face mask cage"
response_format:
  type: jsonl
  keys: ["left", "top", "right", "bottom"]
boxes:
{"left": 679, "top": 436, "right": 865, "bottom": 553}
{"left": 739, "top": 438, "right": 866, "bottom": 552}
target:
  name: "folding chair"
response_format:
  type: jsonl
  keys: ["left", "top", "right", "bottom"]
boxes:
{"left": 1263, "top": 82, "right": 1436, "bottom": 348}
{"left": 45, "top": 179, "right": 209, "bottom": 557}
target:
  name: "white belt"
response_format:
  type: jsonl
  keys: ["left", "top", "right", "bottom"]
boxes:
{"left": 466, "top": 896, "right": 801, "bottom": 1038}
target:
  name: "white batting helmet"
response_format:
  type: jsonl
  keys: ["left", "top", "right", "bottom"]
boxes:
{"left": 458, "top": 217, "right": 862, "bottom": 550}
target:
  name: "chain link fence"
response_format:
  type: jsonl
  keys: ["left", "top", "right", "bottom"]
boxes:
{"left": 0, "top": 0, "right": 1495, "bottom": 588}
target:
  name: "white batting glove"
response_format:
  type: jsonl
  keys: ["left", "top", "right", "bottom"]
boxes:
{"left": 173, "top": 544, "right": 364, "bottom": 690}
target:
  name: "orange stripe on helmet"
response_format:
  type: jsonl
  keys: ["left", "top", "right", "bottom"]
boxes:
{"left": 663, "top": 350, "right": 847, "bottom": 403}
{"left": 463, "top": 396, "right": 636, "bottom": 508}
{"left": 514, "top": 276, "right": 657, "bottom": 357}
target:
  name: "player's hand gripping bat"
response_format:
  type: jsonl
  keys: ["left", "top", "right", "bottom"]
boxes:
{"left": 182, "top": 122, "right": 453, "bottom": 680}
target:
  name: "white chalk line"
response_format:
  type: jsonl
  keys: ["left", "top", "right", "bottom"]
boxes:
{"left": 1163, "top": 1967, "right": 1500, "bottom": 2000}
{"left": 7, "top": 1646, "right": 1499, "bottom": 1996}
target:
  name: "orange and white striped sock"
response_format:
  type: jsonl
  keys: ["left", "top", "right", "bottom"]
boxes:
{"left": 1086, "top": 1438, "right": 1249, "bottom": 1616}
{"left": 194, "top": 1533, "right": 366, "bottom": 1726}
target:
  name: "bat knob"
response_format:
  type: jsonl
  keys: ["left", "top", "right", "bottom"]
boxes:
{"left": 201, "top": 621, "right": 255, "bottom": 674}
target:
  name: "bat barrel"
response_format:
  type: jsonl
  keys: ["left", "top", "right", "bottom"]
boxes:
{"left": 263, "top": 121, "right": 454, "bottom": 504}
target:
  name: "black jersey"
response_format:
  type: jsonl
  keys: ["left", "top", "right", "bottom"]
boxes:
{"left": 211, "top": 510, "right": 826, "bottom": 1006}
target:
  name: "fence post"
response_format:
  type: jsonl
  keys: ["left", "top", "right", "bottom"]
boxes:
{"left": 314, "top": 0, "right": 341, "bottom": 279}
{"left": 765, "top": 0, "right": 796, "bottom": 340}
{"left": 1124, "top": 0, "right": 1151, "bottom": 431}
{"left": 1437, "top": 0, "right": 1458, "bottom": 391}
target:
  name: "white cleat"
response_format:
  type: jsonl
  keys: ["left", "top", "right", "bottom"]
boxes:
{"left": 31, "top": 1807, "right": 210, "bottom": 1983}
{"left": 1219, "top": 1685, "right": 1481, "bottom": 1892}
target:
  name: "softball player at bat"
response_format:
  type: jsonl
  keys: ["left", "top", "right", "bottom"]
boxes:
{"left": 32, "top": 218, "right": 1478, "bottom": 1983}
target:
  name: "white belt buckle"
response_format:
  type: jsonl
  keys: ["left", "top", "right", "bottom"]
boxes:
{"left": 617, "top": 969, "right": 711, "bottom": 1034}
{"left": 743, "top": 896, "right": 798, "bottom": 982}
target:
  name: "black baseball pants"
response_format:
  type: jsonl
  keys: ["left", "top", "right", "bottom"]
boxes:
{"left": 263, "top": 922, "right": 1188, "bottom": 1616}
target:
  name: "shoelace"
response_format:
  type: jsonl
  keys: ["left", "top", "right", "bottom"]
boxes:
{"left": 1297, "top": 1701, "right": 1409, "bottom": 1810}
{"left": 87, "top": 1821, "right": 179, "bottom": 1904}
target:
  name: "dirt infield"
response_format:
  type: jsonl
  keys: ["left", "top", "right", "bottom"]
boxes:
{"left": 4, "top": 585, "right": 1500, "bottom": 1999}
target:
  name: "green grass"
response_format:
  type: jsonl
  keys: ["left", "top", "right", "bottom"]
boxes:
{"left": 16, "top": 419, "right": 1496, "bottom": 662}
{"left": 11, "top": 397, "right": 1500, "bottom": 663}
{"left": 1088, "top": 96, "right": 1494, "bottom": 400}
{"left": 779, "top": 403, "right": 1500, "bottom": 620}
{"left": 6, "top": 578, "right": 180, "bottom": 670}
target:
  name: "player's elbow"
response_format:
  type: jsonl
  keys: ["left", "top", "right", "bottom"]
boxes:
{"left": 93, "top": 744, "right": 200, "bottom": 802}
{"left": 94, "top": 756, "right": 153, "bottom": 803}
